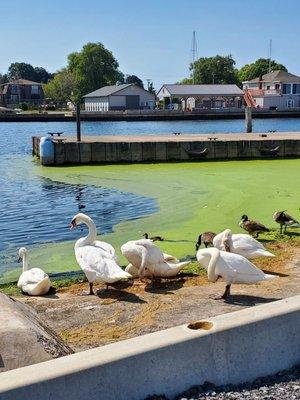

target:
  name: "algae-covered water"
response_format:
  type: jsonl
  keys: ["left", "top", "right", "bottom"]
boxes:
{"left": 1, "top": 121, "right": 300, "bottom": 282}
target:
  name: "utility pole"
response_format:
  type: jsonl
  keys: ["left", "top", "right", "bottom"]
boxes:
{"left": 268, "top": 39, "right": 272, "bottom": 73}
{"left": 191, "top": 31, "right": 198, "bottom": 84}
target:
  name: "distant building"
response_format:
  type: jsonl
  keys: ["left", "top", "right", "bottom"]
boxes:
{"left": 157, "top": 84, "right": 243, "bottom": 110}
{"left": 243, "top": 70, "right": 300, "bottom": 109}
{"left": 0, "top": 79, "right": 44, "bottom": 107}
{"left": 84, "top": 84, "right": 156, "bottom": 111}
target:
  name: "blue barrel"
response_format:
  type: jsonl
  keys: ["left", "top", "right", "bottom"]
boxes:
{"left": 39, "top": 137, "right": 55, "bottom": 165}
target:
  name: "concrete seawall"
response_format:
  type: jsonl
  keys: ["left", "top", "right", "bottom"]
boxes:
{"left": 0, "top": 296, "right": 299, "bottom": 400}
{"left": 3, "top": 108, "right": 300, "bottom": 122}
{"left": 32, "top": 133, "right": 300, "bottom": 165}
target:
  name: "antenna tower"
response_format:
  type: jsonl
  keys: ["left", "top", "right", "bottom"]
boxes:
{"left": 191, "top": 31, "right": 198, "bottom": 84}
{"left": 268, "top": 39, "right": 272, "bottom": 73}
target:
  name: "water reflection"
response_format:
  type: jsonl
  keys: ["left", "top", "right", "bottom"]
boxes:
{"left": 0, "top": 175, "right": 158, "bottom": 272}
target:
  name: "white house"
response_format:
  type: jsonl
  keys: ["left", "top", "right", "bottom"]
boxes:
{"left": 84, "top": 84, "right": 156, "bottom": 111}
{"left": 157, "top": 84, "right": 243, "bottom": 110}
{"left": 243, "top": 70, "right": 300, "bottom": 109}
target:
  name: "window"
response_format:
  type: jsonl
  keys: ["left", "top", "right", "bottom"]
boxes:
{"left": 10, "top": 85, "right": 18, "bottom": 94}
{"left": 282, "top": 84, "right": 292, "bottom": 94}
{"left": 266, "top": 85, "right": 270, "bottom": 90}
{"left": 292, "top": 84, "right": 300, "bottom": 94}
{"left": 275, "top": 84, "right": 280, "bottom": 90}
{"left": 31, "top": 85, "right": 39, "bottom": 95}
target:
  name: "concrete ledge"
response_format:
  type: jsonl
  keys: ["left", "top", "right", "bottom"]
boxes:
{"left": 0, "top": 296, "right": 299, "bottom": 400}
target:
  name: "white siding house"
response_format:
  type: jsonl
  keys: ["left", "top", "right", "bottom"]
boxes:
{"left": 84, "top": 84, "right": 155, "bottom": 111}
{"left": 243, "top": 70, "right": 300, "bottom": 109}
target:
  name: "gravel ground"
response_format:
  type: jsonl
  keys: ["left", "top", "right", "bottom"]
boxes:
{"left": 145, "top": 365, "right": 300, "bottom": 400}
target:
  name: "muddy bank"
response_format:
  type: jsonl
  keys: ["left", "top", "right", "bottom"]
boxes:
{"left": 20, "top": 243, "right": 300, "bottom": 352}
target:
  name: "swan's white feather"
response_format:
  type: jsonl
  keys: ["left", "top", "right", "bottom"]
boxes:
{"left": 121, "top": 239, "right": 189, "bottom": 277}
{"left": 17, "top": 268, "right": 51, "bottom": 296}
{"left": 76, "top": 244, "right": 131, "bottom": 283}
{"left": 213, "top": 230, "right": 275, "bottom": 259}
{"left": 197, "top": 248, "right": 276, "bottom": 285}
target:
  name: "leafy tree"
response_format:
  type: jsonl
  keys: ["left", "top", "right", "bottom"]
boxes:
{"left": 124, "top": 74, "right": 143, "bottom": 88}
{"left": 43, "top": 69, "right": 75, "bottom": 104}
{"left": 184, "top": 55, "right": 239, "bottom": 85}
{"left": 67, "top": 42, "right": 123, "bottom": 102}
{"left": 7, "top": 62, "right": 52, "bottom": 83}
{"left": 33, "top": 67, "right": 52, "bottom": 83}
{"left": 180, "top": 77, "right": 193, "bottom": 84}
{"left": 0, "top": 73, "right": 8, "bottom": 84}
{"left": 7, "top": 62, "right": 36, "bottom": 81}
{"left": 147, "top": 81, "right": 156, "bottom": 94}
{"left": 238, "top": 58, "right": 287, "bottom": 82}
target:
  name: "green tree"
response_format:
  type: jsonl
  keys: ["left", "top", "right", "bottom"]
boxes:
{"left": 67, "top": 42, "right": 123, "bottom": 102}
{"left": 124, "top": 74, "right": 143, "bottom": 88}
{"left": 183, "top": 55, "right": 239, "bottom": 85}
{"left": 8, "top": 62, "right": 36, "bottom": 81}
{"left": 33, "top": 67, "right": 52, "bottom": 83}
{"left": 147, "top": 81, "right": 156, "bottom": 94}
{"left": 238, "top": 58, "right": 287, "bottom": 82}
{"left": 43, "top": 69, "right": 75, "bottom": 104}
{"left": 0, "top": 73, "right": 8, "bottom": 84}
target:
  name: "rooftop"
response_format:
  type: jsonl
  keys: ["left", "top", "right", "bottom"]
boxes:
{"left": 158, "top": 84, "right": 243, "bottom": 97}
{"left": 84, "top": 84, "right": 134, "bottom": 98}
{"left": 245, "top": 70, "right": 300, "bottom": 84}
{"left": 0, "top": 79, "right": 43, "bottom": 86}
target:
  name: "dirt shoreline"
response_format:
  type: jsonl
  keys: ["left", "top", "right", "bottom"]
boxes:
{"left": 18, "top": 242, "right": 300, "bottom": 353}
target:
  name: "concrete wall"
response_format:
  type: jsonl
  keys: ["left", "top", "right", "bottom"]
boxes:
{"left": 0, "top": 296, "right": 299, "bottom": 400}
{"left": 32, "top": 136, "right": 300, "bottom": 165}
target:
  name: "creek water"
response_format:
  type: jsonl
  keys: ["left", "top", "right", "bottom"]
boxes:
{"left": 1, "top": 118, "right": 299, "bottom": 275}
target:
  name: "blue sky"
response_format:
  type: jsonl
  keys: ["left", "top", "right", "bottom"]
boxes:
{"left": 1, "top": 0, "right": 300, "bottom": 89}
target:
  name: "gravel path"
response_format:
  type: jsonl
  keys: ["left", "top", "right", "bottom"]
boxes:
{"left": 146, "top": 365, "right": 300, "bottom": 400}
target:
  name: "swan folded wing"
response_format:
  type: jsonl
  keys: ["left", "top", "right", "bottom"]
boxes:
{"left": 94, "top": 240, "right": 119, "bottom": 263}
{"left": 76, "top": 245, "right": 131, "bottom": 283}
{"left": 219, "top": 253, "right": 266, "bottom": 283}
{"left": 17, "top": 268, "right": 48, "bottom": 287}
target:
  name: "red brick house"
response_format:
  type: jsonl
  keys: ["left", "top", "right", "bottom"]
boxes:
{"left": 0, "top": 79, "right": 44, "bottom": 107}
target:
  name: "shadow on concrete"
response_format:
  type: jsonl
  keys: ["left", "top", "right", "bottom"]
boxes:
{"left": 144, "top": 278, "right": 185, "bottom": 294}
{"left": 0, "top": 354, "right": 4, "bottom": 368}
{"left": 262, "top": 270, "right": 289, "bottom": 278}
{"left": 225, "top": 294, "right": 280, "bottom": 306}
{"left": 96, "top": 288, "right": 147, "bottom": 304}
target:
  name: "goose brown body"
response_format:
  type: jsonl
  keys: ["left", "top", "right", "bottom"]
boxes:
{"left": 195, "top": 232, "right": 216, "bottom": 250}
{"left": 239, "top": 215, "right": 269, "bottom": 238}
{"left": 273, "top": 211, "right": 300, "bottom": 233}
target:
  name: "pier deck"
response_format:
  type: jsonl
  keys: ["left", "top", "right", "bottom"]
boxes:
{"left": 32, "top": 132, "right": 300, "bottom": 165}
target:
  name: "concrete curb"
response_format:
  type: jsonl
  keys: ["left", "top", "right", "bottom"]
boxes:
{"left": 0, "top": 295, "right": 299, "bottom": 400}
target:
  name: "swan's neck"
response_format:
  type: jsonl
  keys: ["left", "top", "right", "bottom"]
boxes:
{"left": 22, "top": 254, "right": 28, "bottom": 272}
{"left": 207, "top": 249, "right": 220, "bottom": 282}
{"left": 76, "top": 217, "right": 97, "bottom": 247}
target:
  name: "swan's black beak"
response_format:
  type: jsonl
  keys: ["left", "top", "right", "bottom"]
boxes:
{"left": 69, "top": 219, "right": 77, "bottom": 230}
{"left": 17, "top": 257, "right": 22, "bottom": 263}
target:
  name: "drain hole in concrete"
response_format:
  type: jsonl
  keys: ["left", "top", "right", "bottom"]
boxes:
{"left": 187, "top": 321, "right": 213, "bottom": 330}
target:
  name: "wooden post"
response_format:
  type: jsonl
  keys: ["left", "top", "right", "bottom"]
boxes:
{"left": 76, "top": 103, "right": 81, "bottom": 142}
{"left": 245, "top": 106, "right": 252, "bottom": 133}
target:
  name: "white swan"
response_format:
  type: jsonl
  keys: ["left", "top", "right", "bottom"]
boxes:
{"left": 196, "top": 247, "right": 276, "bottom": 299}
{"left": 213, "top": 229, "right": 275, "bottom": 259}
{"left": 121, "top": 239, "right": 189, "bottom": 279}
{"left": 70, "top": 213, "right": 131, "bottom": 294}
{"left": 17, "top": 247, "right": 51, "bottom": 296}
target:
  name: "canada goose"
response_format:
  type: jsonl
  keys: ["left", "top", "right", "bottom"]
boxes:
{"left": 273, "top": 211, "right": 300, "bottom": 234}
{"left": 239, "top": 215, "right": 269, "bottom": 238}
{"left": 143, "top": 233, "right": 164, "bottom": 241}
{"left": 195, "top": 232, "right": 216, "bottom": 250}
